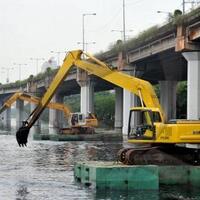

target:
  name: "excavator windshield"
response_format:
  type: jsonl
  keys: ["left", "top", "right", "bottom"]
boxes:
{"left": 128, "top": 109, "right": 161, "bottom": 139}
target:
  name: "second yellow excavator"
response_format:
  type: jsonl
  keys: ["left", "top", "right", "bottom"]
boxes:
{"left": 14, "top": 50, "right": 200, "bottom": 165}
{"left": 0, "top": 92, "right": 97, "bottom": 135}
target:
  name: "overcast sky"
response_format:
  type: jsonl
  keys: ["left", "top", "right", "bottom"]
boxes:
{"left": 0, "top": 0, "right": 196, "bottom": 83}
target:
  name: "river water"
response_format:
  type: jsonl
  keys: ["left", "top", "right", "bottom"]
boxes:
{"left": 0, "top": 129, "right": 200, "bottom": 200}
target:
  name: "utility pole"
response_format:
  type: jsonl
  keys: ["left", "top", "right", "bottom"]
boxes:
{"left": 82, "top": 13, "right": 96, "bottom": 52}
{"left": 123, "top": 0, "right": 126, "bottom": 43}
{"left": 183, "top": 0, "right": 185, "bottom": 14}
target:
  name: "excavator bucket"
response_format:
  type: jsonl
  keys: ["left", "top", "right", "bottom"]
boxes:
{"left": 16, "top": 126, "right": 30, "bottom": 147}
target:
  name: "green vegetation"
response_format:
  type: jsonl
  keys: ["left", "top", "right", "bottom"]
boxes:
{"left": 64, "top": 94, "right": 80, "bottom": 112}
{"left": 176, "top": 81, "right": 187, "bottom": 118}
{"left": 94, "top": 91, "right": 115, "bottom": 128}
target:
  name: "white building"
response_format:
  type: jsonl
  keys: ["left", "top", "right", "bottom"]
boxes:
{"left": 41, "top": 57, "right": 58, "bottom": 72}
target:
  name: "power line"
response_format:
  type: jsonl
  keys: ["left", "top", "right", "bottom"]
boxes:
{"left": 89, "top": 8, "right": 121, "bottom": 32}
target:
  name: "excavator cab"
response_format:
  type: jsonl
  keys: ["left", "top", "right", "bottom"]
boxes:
{"left": 128, "top": 107, "right": 162, "bottom": 140}
{"left": 69, "top": 112, "right": 98, "bottom": 127}
{"left": 70, "top": 113, "right": 85, "bottom": 126}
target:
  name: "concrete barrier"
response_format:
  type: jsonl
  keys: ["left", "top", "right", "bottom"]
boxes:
{"left": 74, "top": 161, "right": 200, "bottom": 190}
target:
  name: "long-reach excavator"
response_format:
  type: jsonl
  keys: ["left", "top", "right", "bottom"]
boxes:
{"left": 0, "top": 92, "right": 97, "bottom": 134}
{"left": 15, "top": 50, "right": 200, "bottom": 164}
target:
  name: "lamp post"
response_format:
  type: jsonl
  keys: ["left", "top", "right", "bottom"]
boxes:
{"left": 50, "top": 51, "right": 67, "bottom": 66}
{"left": 13, "top": 63, "right": 27, "bottom": 81}
{"left": 2, "top": 67, "right": 13, "bottom": 83}
{"left": 77, "top": 41, "right": 96, "bottom": 52}
{"left": 82, "top": 13, "right": 96, "bottom": 52}
{"left": 30, "top": 58, "right": 45, "bottom": 75}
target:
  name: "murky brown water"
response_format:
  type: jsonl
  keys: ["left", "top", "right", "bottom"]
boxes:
{"left": 0, "top": 129, "right": 199, "bottom": 200}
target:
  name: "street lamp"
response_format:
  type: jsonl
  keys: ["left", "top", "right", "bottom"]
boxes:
{"left": 82, "top": 13, "right": 96, "bottom": 52}
{"left": 50, "top": 51, "right": 67, "bottom": 66}
{"left": 13, "top": 63, "right": 27, "bottom": 81}
{"left": 77, "top": 41, "right": 96, "bottom": 52}
{"left": 30, "top": 58, "right": 45, "bottom": 75}
{"left": 2, "top": 67, "right": 14, "bottom": 83}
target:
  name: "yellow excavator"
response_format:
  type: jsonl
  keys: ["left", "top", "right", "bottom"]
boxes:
{"left": 15, "top": 50, "right": 200, "bottom": 164}
{"left": 0, "top": 92, "right": 97, "bottom": 134}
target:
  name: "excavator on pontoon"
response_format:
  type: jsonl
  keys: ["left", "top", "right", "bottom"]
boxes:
{"left": 0, "top": 92, "right": 97, "bottom": 135}
{"left": 14, "top": 50, "right": 200, "bottom": 164}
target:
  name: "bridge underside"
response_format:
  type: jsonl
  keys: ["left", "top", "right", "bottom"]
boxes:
{"left": 133, "top": 48, "right": 187, "bottom": 82}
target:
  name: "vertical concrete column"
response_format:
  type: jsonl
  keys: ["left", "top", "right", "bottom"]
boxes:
{"left": 30, "top": 104, "right": 41, "bottom": 134}
{"left": 123, "top": 89, "right": 136, "bottom": 135}
{"left": 0, "top": 96, "right": 12, "bottom": 129}
{"left": 122, "top": 68, "right": 137, "bottom": 135}
{"left": 77, "top": 69, "right": 94, "bottom": 116}
{"left": 16, "top": 99, "right": 25, "bottom": 129}
{"left": 49, "top": 93, "right": 64, "bottom": 134}
{"left": 80, "top": 80, "right": 94, "bottom": 115}
{"left": 114, "top": 87, "right": 123, "bottom": 132}
{"left": 0, "top": 99, "right": 11, "bottom": 129}
{"left": 3, "top": 107, "right": 11, "bottom": 129}
{"left": 183, "top": 52, "right": 200, "bottom": 120}
{"left": 159, "top": 81, "right": 177, "bottom": 121}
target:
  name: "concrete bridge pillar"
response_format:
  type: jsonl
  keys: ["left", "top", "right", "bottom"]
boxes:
{"left": 77, "top": 70, "right": 94, "bottom": 116}
{"left": 49, "top": 93, "right": 65, "bottom": 134}
{"left": 122, "top": 68, "right": 137, "bottom": 135}
{"left": 183, "top": 52, "right": 200, "bottom": 120}
{"left": 159, "top": 81, "right": 177, "bottom": 121}
{"left": 114, "top": 87, "right": 123, "bottom": 132}
{"left": 16, "top": 99, "right": 25, "bottom": 129}
{"left": 80, "top": 80, "right": 94, "bottom": 115}
{"left": 0, "top": 100, "right": 11, "bottom": 129}
{"left": 123, "top": 89, "right": 136, "bottom": 135}
{"left": 30, "top": 104, "right": 41, "bottom": 134}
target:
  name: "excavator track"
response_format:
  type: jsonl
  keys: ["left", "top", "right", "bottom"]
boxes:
{"left": 118, "top": 145, "right": 200, "bottom": 165}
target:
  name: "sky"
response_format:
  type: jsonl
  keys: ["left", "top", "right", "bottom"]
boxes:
{"left": 0, "top": 0, "right": 197, "bottom": 84}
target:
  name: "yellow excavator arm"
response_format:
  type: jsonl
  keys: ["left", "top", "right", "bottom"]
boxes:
{"left": 16, "top": 50, "right": 165, "bottom": 146}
